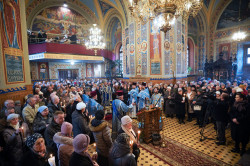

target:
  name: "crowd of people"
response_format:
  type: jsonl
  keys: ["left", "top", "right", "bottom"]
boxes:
{"left": 0, "top": 78, "right": 249, "bottom": 166}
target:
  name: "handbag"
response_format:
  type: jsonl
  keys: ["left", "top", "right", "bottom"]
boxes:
{"left": 193, "top": 105, "right": 202, "bottom": 111}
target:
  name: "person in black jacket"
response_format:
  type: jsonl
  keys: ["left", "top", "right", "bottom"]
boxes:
{"left": 214, "top": 93, "right": 229, "bottom": 145}
{"left": 109, "top": 133, "right": 137, "bottom": 166}
{"left": 47, "top": 95, "right": 62, "bottom": 114}
{"left": 72, "top": 102, "right": 92, "bottom": 139}
{"left": 44, "top": 111, "right": 64, "bottom": 164}
{"left": 69, "top": 134, "right": 98, "bottom": 166}
{"left": 33, "top": 106, "right": 53, "bottom": 136}
{"left": 230, "top": 93, "right": 250, "bottom": 156}
{"left": 192, "top": 89, "right": 204, "bottom": 127}
{"left": 19, "top": 133, "right": 50, "bottom": 166}
{"left": 175, "top": 88, "right": 186, "bottom": 124}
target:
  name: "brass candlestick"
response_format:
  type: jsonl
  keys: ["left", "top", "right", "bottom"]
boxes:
{"left": 161, "top": 99, "right": 166, "bottom": 148}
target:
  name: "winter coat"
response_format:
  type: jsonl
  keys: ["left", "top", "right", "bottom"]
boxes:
{"left": 174, "top": 93, "right": 185, "bottom": 116}
{"left": 163, "top": 90, "right": 175, "bottom": 114}
{"left": 33, "top": 112, "right": 53, "bottom": 135}
{"left": 3, "top": 125, "right": 24, "bottom": 165}
{"left": 230, "top": 101, "right": 250, "bottom": 142}
{"left": 53, "top": 132, "right": 74, "bottom": 166}
{"left": 47, "top": 102, "right": 62, "bottom": 114}
{"left": 89, "top": 119, "right": 112, "bottom": 157}
{"left": 22, "top": 104, "right": 38, "bottom": 130}
{"left": 44, "top": 119, "right": 61, "bottom": 154}
{"left": 214, "top": 100, "right": 229, "bottom": 122}
{"left": 109, "top": 141, "right": 137, "bottom": 166}
{"left": 72, "top": 110, "right": 91, "bottom": 137}
{"left": 19, "top": 149, "right": 50, "bottom": 166}
{"left": 69, "top": 152, "right": 94, "bottom": 166}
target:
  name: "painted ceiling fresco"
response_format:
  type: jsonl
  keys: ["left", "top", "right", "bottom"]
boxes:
{"left": 32, "top": 6, "right": 91, "bottom": 39}
{"left": 217, "top": 0, "right": 250, "bottom": 29}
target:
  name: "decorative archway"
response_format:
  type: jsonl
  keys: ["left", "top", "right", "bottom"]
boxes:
{"left": 188, "top": 37, "right": 195, "bottom": 74}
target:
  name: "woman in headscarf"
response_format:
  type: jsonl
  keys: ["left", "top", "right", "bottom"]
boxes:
{"left": 19, "top": 133, "right": 50, "bottom": 166}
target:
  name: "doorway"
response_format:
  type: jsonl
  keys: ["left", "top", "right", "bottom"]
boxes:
{"left": 58, "top": 69, "right": 79, "bottom": 80}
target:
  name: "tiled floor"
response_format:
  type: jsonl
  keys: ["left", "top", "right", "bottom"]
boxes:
{"left": 89, "top": 115, "right": 249, "bottom": 166}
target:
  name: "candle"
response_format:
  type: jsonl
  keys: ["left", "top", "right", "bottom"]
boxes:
{"left": 138, "top": 130, "right": 141, "bottom": 143}
{"left": 48, "top": 154, "right": 55, "bottom": 166}
{"left": 93, "top": 143, "right": 97, "bottom": 155}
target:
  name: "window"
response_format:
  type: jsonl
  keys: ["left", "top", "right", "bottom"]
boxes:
{"left": 247, "top": 57, "right": 250, "bottom": 64}
{"left": 119, "top": 46, "right": 123, "bottom": 76}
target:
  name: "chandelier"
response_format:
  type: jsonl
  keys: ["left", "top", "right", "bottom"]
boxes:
{"left": 128, "top": 0, "right": 203, "bottom": 33}
{"left": 232, "top": 0, "right": 247, "bottom": 41}
{"left": 85, "top": 24, "right": 106, "bottom": 55}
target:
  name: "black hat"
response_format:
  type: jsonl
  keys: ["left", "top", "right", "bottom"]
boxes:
{"left": 116, "top": 90, "right": 123, "bottom": 96}
{"left": 132, "top": 82, "right": 137, "bottom": 86}
{"left": 142, "top": 82, "right": 146, "bottom": 86}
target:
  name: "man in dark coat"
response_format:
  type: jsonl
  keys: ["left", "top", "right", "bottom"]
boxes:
{"left": 192, "top": 89, "right": 204, "bottom": 127}
{"left": 47, "top": 95, "right": 62, "bottom": 114}
{"left": 72, "top": 102, "right": 91, "bottom": 138}
{"left": 214, "top": 93, "right": 229, "bottom": 145}
{"left": 175, "top": 88, "right": 186, "bottom": 124}
{"left": 230, "top": 93, "right": 250, "bottom": 156}
{"left": 44, "top": 111, "right": 64, "bottom": 164}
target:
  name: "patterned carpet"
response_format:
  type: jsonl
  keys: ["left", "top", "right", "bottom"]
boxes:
{"left": 89, "top": 115, "right": 249, "bottom": 166}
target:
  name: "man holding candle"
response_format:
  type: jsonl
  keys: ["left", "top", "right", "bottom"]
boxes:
{"left": 117, "top": 115, "right": 140, "bottom": 162}
{"left": 3, "top": 114, "right": 24, "bottom": 166}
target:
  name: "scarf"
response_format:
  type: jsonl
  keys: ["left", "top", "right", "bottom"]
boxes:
{"left": 10, "top": 122, "right": 20, "bottom": 130}
{"left": 121, "top": 125, "right": 137, "bottom": 143}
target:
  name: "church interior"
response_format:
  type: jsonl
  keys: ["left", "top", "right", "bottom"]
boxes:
{"left": 0, "top": 0, "right": 250, "bottom": 166}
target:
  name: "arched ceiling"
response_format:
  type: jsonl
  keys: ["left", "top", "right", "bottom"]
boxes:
{"left": 25, "top": 0, "right": 128, "bottom": 29}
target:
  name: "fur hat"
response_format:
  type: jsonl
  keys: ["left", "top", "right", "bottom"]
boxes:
{"left": 61, "top": 122, "right": 73, "bottom": 136}
{"left": 121, "top": 115, "right": 132, "bottom": 125}
{"left": 73, "top": 134, "right": 90, "bottom": 154}
{"left": 7, "top": 113, "right": 19, "bottom": 122}
{"left": 215, "top": 91, "right": 221, "bottom": 95}
{"left": 76, "top": 102, "right": 86, "bottom": 110}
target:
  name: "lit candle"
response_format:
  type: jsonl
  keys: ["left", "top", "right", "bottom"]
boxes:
{"left": 48, "top": 154, "right": 55, "bottom": 166}
{"left": 93, "top": 143, "right": 97, "bottom": 155}
{"left": 21, "top": 127, "right": 24, "bottom": 138}
{"left": 138, "top": 130, "right": 141, "bottom": 143}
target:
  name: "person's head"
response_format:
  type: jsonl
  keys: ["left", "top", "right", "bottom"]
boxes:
{"left": 61, "top": 122, "right": 73, "bottom": 137}
{"left": 232, "top": 88, "right": 236, "bottom": 94}
{"left": 187, "top": 86, "right": 191, "bottom": 92}
{"left": 27, "top": 97, "right": 36, "bottom": 107}
{"left": 132, "top": 82, "right": 137, "bottom": 89}
{"left": 85, "top": 89, "right": 91, "bottom": 96}
{"left": 116, "top": 133, "right": 130, "bottom": 146}
{"left": 53, "top": 111, "right": 65, "bottom": 125}
{"left": 62, "top": 90, "right": 68, "bottom": 97}
{"left": 167, "top": 86, "right": 171, "bottom": 91}
{"left": 47, "top": 86, "right": 53, "bottom": 92}
{"left": 38, "top": 106, "right": 49, "bottom": 117}
{"left": 216, "top": 91, "right": 221, "bottom": 98}
{"left": 221, "top": 93, "right": 229, "bottom": 101}
{"left": 26, "top": 133, "right": 46, "bottom": 157}
{"left": 95, "top": 110, "right": 105, "bottom": 120}
{"left": 5, "top": 108, "right": 15, "bottom": 117}
{"left": 235, "top": 93, "right": 244, "bottom": 102}
{"left": 178, "top": 88, "right": 183, "bottom": 95}
{"left": 153, "top": 87, "right": 159, "bottom": 94}
{"left": 121, "top": 115, "right": 133, "bottom": 130}
{"left": 76, "top": 102, "right": 86, "bottom": 114}
{"left": 90, "top": 91, "right": 97, "bottom": 100}
{"left": 216, "top": 86, "right": 220, "bottom": 91}
{"left": 117, "top": 91, "right": 124, "bottom": 100}
{"left": 141, "top": 82, "right": 146, "bottom": 89}
{"left": 34, "top": 95, "right": 40, "bottom": 104}
{"left": 4, "top": 100, "right": 14, "bottom": 109}
{"left": 7, "top": 113, "right": 19, "bottom": 126}
{"left": 73, "top": 134, "right": 90, "bottom": 154}
{"left": 52, "top": 95, "right": 59, "bottom": 105}
{"left": 71, "top": 87, "right": 76, "bottom": 92}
